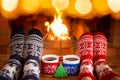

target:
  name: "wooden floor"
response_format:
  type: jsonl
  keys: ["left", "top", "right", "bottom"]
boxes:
{"left": 0, "top": 47, "right": 120, "bottom": 80}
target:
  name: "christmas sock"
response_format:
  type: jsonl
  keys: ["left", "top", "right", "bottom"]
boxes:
{"left": 21, "top": 29, "right": 43, "bottom": 80}
{"left": 93, "top": 32, "right": 120, "bottom": 80}
{"left": 0, "top": 28, "right": 24, "bottom": 80}
{"left": 78, "top": 33, "right": 96, "bottom": 80}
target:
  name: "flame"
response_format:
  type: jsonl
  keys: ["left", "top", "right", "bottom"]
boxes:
{"left": 45, "top": 8, "right": 70, "bottom": 40}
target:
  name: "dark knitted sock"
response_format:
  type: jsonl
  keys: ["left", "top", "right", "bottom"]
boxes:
{"left": 0, "top": 27, "right": 24, "bottom": 80}
{"left": 22, "top": 29, "right": 43, "bottom": 80}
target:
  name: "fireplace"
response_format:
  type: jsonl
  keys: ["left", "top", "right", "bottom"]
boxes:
{"left": 1, "top": 0, "right": 120, "bottom": 56}
{"left": 8, "top": 13, "right": 116, "bottom": 56}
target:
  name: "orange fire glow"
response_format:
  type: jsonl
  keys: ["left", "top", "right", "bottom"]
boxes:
{"left": 45, "top": 9, "right": 70, "bottom": 40}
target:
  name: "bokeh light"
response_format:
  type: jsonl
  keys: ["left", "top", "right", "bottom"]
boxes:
{"left": 1, "top": 0, "right": 18, "bottom": 12}
{"left": 92, "top": 0, "right": 110, "bottom": 15}
{"left": 52, "top": 0, "right": 69, "bottom": 10}
{"left": 75, "top": 0, "right": 92, "bottom": 15}
{"left": 21, "top": 0, "right": 40, "bottom": 14}
{"left": 0, "top": 0, "right": 120, "bottom": 19}
{"left": 108, "top": 0, "right": 120, "bottom": 13}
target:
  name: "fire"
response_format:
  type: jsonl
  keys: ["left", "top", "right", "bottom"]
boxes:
{"left": 45, "top": 8, "right": 70, "bottom": 40}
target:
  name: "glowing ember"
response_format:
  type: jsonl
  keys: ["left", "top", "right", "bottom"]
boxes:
{"left": 45, "top": 10, "right": 70, "bottom": 40}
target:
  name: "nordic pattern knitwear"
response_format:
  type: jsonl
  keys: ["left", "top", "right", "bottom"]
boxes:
{"left": 25, "top": 29, "right": 43, "bottom": 63}
{"left": 78, "top": 59, "right": 96, "bottom": 80}
{"left": 22, "top": 29, "right": 43, "bottom": 80}
{"left": 93, "top": 32, "right": 107, "bottom": 63}
{"left": 78, "top": 33, "right": 93, "bottom": 60}
{"left": 93, "top": 32, "right": 120, "bottom": 80}
{"left": 0, "top": 28, "right": 24, "bottom": 80}
{"left": 78, "top": 33, "right": 96, "bottom": 80}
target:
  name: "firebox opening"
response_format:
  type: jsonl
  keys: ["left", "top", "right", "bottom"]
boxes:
{"left": 9, "top": 14, "right": 112, "bottom": 42}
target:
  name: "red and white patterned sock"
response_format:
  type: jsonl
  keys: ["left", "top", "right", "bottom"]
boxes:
{"left": 78, "top": 33, "right": 96, "bottom": 80}
{"left": 93, "top": 32, "right": 120, "bottom": 80}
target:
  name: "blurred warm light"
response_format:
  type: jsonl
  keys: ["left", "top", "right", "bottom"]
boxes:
{"left": 111, "top": 12, "right": 120, "bottom": 19}
{"left": 21, "top": 0, "right": 40, "bottom": 14}
{"left": 36, "top": 0, "right": 56, "bottom": 16}
{"left": 0, "top": 0, "right": 21, "bottom": 19}
{"left": 39, "top": 0, "right": 52, "bottom": 9}
{"left": 92, "top": 0, "right": 110, "bottom": 15}
{"left": 52, "top": 0, "right": 69, "bottom": 10}
{"left": 108, "top": 0, "right": 120, "bottom": 13}
{"left": 1, "top": 0, "right": 18, "bottom": 12}
{"left": 0, "top": 1, "right": 1, "bottom": 13}
{"left": 64, "top": 0, "right": 78, "bottom": 16}
{"left": 0, "top": 8, "right": 21, "bottom": 19}
{"left": 75, "top": 0, "right": 92, "bottom": 15}
{"left": 1, "top": 0, "right": 120, "bottom": 19}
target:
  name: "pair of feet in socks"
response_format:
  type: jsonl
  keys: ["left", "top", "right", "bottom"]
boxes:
{"left": 78, "top": 32, "right": 120, "bottom": 80}
{"left": 0, "top": 28, "right": 43, "bottom": 80}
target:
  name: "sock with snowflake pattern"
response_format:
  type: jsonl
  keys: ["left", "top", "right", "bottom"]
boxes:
{"left": 21, "top": 29, "right": 43, "bottom": 80}
{"left": 93, "top": 32, "right": 120, "bottom": 80}
{"left": 0, "top": 27, "right": 24, "bottom": 80}
{"left": 78, "top": 33, "right": 96, "bottom": 80}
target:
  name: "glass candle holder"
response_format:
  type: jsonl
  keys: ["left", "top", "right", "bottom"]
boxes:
{"left": 41, "top": 54, "right": 59, "bottom": 77}
{"left": 62, "top": 54, "right": 80, "bottom": 76}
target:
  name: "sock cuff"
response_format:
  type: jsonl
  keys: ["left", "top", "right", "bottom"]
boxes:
{"left": 94, "top": 32, "right": 106, "bottom": 39}
{"left": 79, "top": 32, "right": 93, "bottom": 40}
{"left": 28, "top": 29, "right": 42, "bottom": 37}
{"left": 11, "top": 27, "right": 24, "bottom": 38}
{"left": 93, "top": 32, "right": 107, "bottom": 44}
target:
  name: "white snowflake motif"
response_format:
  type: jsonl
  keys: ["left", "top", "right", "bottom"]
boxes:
{"left": 81, "top": 68, "right": 90, "bottom": 74}
{"left": 43, "top": 64, "right": 58, "bottom": 74}
{"left": 64, "top": 65, "right": 79, "bottom": 76}
{"left": 80, "top": 64, "right": 93, "bottom": 73}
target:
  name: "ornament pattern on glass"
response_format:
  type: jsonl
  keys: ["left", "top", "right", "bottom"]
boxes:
{"left": 63, "top": 63, "right": 80, "bottom": 76}
{"left": 42, "top": 64, "right": 58, "bottom": 75}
